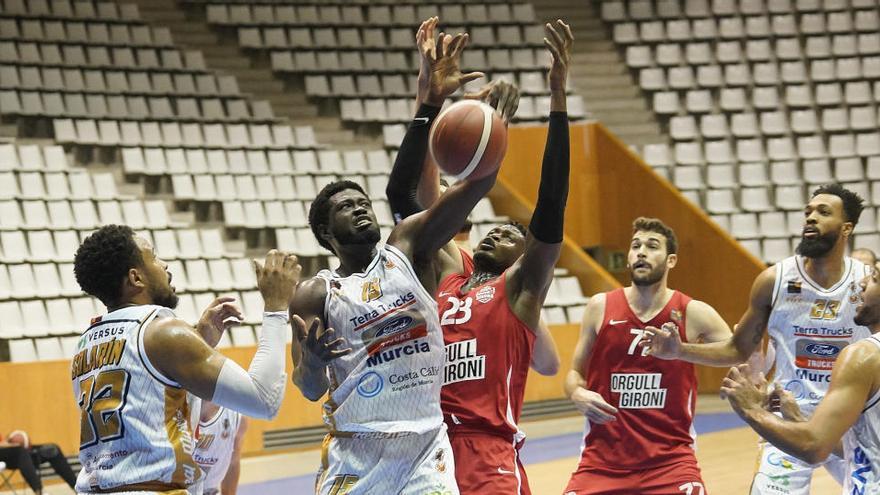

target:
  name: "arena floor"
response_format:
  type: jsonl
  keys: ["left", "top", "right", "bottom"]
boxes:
{"left": 15, "top": 397, "right": 836, "bottom": 495}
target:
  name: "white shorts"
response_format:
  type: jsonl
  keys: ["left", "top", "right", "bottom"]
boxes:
{"left": 316, "top": 425, "right": 459, "bottom": 495}
{"left": 750, "top": 441, "right": 846, "bottom": 495}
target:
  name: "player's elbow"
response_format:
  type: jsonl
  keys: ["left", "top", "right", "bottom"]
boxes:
{"left": 532, "top": 357, "right": 560, "bottom": 376}
{"left": 799, "top": 440, "right": 834, "bottom": 466}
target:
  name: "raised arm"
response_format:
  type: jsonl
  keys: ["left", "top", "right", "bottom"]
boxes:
{"left": 507, "top": 20, "right": 573, "bottom": 330}
{"left": 722, "top": 342, "right": 878, "bottom": 464}
{"left": 386, "top": 19, "right": 483, "bottom": 221}
{"left": 289, "top": 277, "right": 351, "bottom": 401}
{"left": 644, "top": 266, "right": 776, "bottom": 366}
{"left": 145, "top": 251, "right": 299, "bottom": 420}
{"left": 565, "top": 294, "right": 619, "bottom": 424}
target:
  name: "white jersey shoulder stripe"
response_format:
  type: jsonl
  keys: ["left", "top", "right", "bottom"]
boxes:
{"left": 384, "top": 244, "right": 436, "bottom": 306}
{"left": 135, "top": 307, "right": 181, "bottom": 388}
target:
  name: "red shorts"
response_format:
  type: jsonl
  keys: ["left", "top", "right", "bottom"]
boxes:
{"left": 564, "top": 458, "right": 707, "bottom": 495}
{"left": 448, "top": 431, "right": 531, "bottom": 495}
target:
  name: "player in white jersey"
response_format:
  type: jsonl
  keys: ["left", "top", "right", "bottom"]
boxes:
{"left": 289, "top": 27, "right": 491, "bottom": 495}
{"left": 71, "top": 225, "right": 300, "bottom": 494}
{"left": 721, "top": 265, "right": 880, "bottom": 495}
{"left": 643, "top": 184, "right": 872, "bottom": 494}
{"left": 193, "top": 402, "right": 247, "bottom": 495}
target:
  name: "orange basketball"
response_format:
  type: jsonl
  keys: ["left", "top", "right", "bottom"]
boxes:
{"left": 429, "top": 100, "right": 508, "bottom": 181}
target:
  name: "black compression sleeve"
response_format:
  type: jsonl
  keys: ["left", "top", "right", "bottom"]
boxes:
{"left": 529, "top": 111, "right": 570, "bottom": 244}
{"left": 386, "top": 104, "right": 443, "bottom": 223}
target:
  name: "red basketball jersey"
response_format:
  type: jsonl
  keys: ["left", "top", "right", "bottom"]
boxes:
{"left": 438, "top": 255, "right": 536, "bottom": 438}
{"left": 579, "top": 288, "right": 698, "bottom": 470}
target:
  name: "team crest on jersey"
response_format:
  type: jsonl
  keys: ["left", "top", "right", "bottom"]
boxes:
{"left": 361, "top": 278, "right": 382, "bottom": 303}
{"left": 670, "top": 309, "right": 683, "bottom": 323}
{"left": 475, "top": 285, "right": 496, "bottom": 303}
{"left": 384, "top": 259, "right": 397, "bottom": 270}
{"left": 330, "top": 280, "right": 342, "bottom": 290}
{"left": 221, "top": 418, "right": 231, "bottom": 439}
{"left": 787, "top": 280, "right": 802, "bottom": 294}
{"left": 433, "top": 448, "right": 447, "bottom": 473}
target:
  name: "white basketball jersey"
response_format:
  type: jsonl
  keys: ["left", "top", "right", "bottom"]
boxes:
{"left": 193, "top": 407, "right": 241, "bottom": 494}
{"left": 843, "top": 336, "right": 880, "bottom": 495}
{"left": 72, "top": 305, "right": 200, "bottom": 493}
{"left": 317, "top": 244, "right": 445, "bottom": 437}
{"left": 768, "top": 255, "right": 872, "bottom": 415}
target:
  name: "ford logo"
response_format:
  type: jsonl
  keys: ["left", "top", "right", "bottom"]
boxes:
{"left": 374, "top": 316, "right": 413, "bottom": 337}
{"left": 805, "top": 343, "right": 840, "bottom": 357}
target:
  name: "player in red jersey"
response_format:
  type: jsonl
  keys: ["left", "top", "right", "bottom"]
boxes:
{"left": 563, "top": 218, "right": 733, "bottom": 495}
{"left": 385, "top": 18, "right": 573, "bottom": 494}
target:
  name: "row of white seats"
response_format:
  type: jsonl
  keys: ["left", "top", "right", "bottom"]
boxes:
{"left": 172, "top": 174, "right": 392, "bottom": 204}
{"left": 629, "top": 46, "right": 880, "bottom": 76}
{"left": 0, "top": 0, "right": 141, "bottom": 20}
{"left": 652, "top": 86, "right": 880, "bottom": 115}
{"left": 238, "top": 24, "right": 542, "bottom": 50}
{"left": 54, "top": 119, "right": 318, "bottom": 149}
{"left": 654, "top": 158, "right": 880, "bottom": 190}
{"left": 341, "top": 95, "right": 587, "bottom": 124}
{"left": 0, "top": 91, "right": 273, "bottom": 123}
{"left": 542, "top": 304, "right": 588, "bottom": 326}
{"left": 205, "top": 3, "right": 536, "bottom": 27}
{"left": 613, "top": 12, "right": 880, "bottom": 44}
{"left": 0, "top": 297, "right": 100, "bottom": 339}
{"left": 642, "top": 74, "right": 880, "bottom": 109}
{"left": 0, "top": 170, "right": 118, "bottom": 201}
{"left": 672, "top": 163, "right": 880, "bottom": 200}
{"left": 270, "top": 48, "right": 549, "bottom": 74}
{"left": 669, "top": 109, "right": 880, "bottom": 140}
{"left": 0, "top": 66, "right": 243, "bottom": 97}
{"left": 601, "top": 0, "right": 876, "bottom": 21}
{"left": 0, "top": 227, "right": 227, "bottom": 263}
{"left": 0, "top": 143, "right": 68, "bottom": 170}
{"left": 0, "top": 41, "right": 207, "bottom": 71}
{"left": 687, "top": 182, "right": 870, "bottom": 214}
{"left": 738, "top": 234, "right": 880, "bottom": 263}
{"left": 124, "top": 147, "right": 393, "bottom": 178}
{"left": 0, "top": 199, "right": 173, "bottom": 231}
{"left": 0, "top": 19, "right": 174, "bottom": 48}
{"left": 662, "top": 134, "right": 880, "bottom": 165}
{"left": 713, "top": 208, "right": 880, "bottom": 239}
{"left": 305, "top": 71, "right": 554, "bottom": 99}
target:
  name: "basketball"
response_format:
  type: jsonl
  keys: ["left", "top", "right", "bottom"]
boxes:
{"left": 7, "top": 430, "right": 29, "bottom": 448}
{"left": 429, "top": 100, "right": 508, "bottom": 181}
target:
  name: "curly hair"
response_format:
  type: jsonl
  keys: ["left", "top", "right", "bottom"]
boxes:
{"left": 632, "top": 217, "right": 678, "bottom": 255}
{"left": 308, "top": 180, "right": 369, "bottom": 253}
{"left": 812, "top": 184, "right": 865, "bottom": 225}
{"left": 73, "top": 225, "right": 143, "bottom": 307}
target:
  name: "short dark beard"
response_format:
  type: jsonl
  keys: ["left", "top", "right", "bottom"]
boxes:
{"left": 154, "top": 291, "right": 179, "bottom": 310}
{"left": 473, "top": 251, "right": 507, "bottom": 275}
{"left": 796, "top": 231, "right": 838, "bottom": 258}
{"left": 631, "top": 266, "right": 666, "bottom": 286}
{"left": 335, "top": 227, "right": 381, "bottom": 248}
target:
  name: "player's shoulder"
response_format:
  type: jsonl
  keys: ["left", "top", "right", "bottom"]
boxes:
{"left": 290, "top": 276, "right": 328, "bottom": 312}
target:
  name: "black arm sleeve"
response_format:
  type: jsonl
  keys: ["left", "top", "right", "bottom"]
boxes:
{"left": 529, "top": 111, "right": 570, "bottom": 244}
{"left": 386, "top": 104, "right": 443, "bottom": 223}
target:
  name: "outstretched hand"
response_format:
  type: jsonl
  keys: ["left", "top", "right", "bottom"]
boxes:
{"left": 544, "top": 19, "right": 574, "bottom": 92}
{"left": 642, "top": 322, "right": 682, "bottom": 360}
{"left": 416, "top": 16, "right": 485, "bottom": 106}
{"left": 196, "top": 296, "right": 243, "bottom": 348}
{"left": 464, "top": 79, "right": 520, "bottom": 124}
{"left": 294, "top": 316, "right": 352, "bottom": 365}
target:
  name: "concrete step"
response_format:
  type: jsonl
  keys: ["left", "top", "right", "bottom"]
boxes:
{"left": 575, "top": 85, "right": 641, "bottom": 99}
{"left": 571, "top": 63, "right": 625, "bottom": 76}
{"left": 592, "top": 110, "right": 656, "bottom": 125}
{"left": 572, "top": 52, "right": 619, "bottom": 64}
{"left": 575, "top": 74, "right": 634, "bottom": 88}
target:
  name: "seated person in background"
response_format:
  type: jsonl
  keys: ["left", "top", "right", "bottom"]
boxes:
{"left": 0, "top": 429, "right": 77, "bottom": 494}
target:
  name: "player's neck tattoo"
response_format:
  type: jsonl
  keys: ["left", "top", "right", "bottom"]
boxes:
{"left": 466, "top": 270, "right": 499, "bottom": 290}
